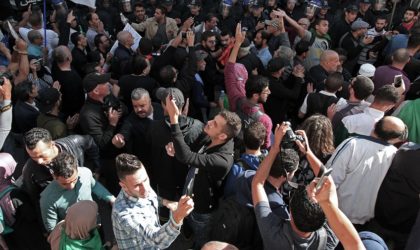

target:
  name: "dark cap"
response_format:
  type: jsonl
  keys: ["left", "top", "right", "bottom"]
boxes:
{"left": 161, "top": 0, "right": 174, "bottom": 5}
{"left": 156, "top": 87, "right": 185, "bottom": 109}
{"left": 195, "top": 50, "right": 208, "bottom": 61}
{"left": 359, "top": 0, "right": 371, "bottom": 4}
{"left": 321, "top": 0, "right": 330, "bottom": 9}
{"left": 250, "top": 1, "right": 264, "bottom": 8}
{"left": 188, "top": 0, "right": 202, "bottom": 7}
{"left": 345, "top": 4, "right": 358, "bottom": 12}
{"left": 83, "top": 72, "right": 111, "bottom": 93}
{"left": 37, "top": 87, "right": 60, "bottom": 113}
{"left": 351, "top": 19, "right": 370, "bottom": 30}
{"left": 267, "top": 57, "right": 288, "bottom": 73}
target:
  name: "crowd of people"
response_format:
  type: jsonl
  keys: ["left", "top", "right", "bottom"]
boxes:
{"left": 0, "top": 0, "right": 419, "bottom": 249}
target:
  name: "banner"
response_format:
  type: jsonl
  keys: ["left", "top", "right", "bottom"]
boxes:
{"left": 70, "top": 0, "right": 96, "bottom": 9}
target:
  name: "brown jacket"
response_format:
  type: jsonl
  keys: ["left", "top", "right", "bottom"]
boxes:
{"left": 131, "top": 17, "right": 178, "bottom": 41}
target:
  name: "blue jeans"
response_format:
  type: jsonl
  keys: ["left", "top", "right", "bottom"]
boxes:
{"left": 187, "top": 211, "right": 212, "bottom": 250}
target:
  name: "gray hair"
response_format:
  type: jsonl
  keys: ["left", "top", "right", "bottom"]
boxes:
{"left": 28, "top": 30, "right": 42, "bottom": 43}
{"left": 53, "top": 46, "right": 71, "bottom": 64}
{"left": 117, "top": 31, "right": 131, "bottom": 44}
{"left": 131, "top": 88, "right": 150, "bottom": 100}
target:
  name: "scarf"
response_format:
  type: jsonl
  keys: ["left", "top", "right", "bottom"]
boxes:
{"left": 48, "top": 200, "right": 102, "bottom": 250}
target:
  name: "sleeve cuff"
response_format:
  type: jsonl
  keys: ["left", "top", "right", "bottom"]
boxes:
{"left": 170, "top": 123, "right": 182, "bottom": 134}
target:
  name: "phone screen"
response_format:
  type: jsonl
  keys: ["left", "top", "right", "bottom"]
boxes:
{"left": 394, "top": 75, "right": 403, "bottom": 88}
{"left": 315, "top": 168, "right": 333, "bottom": 191}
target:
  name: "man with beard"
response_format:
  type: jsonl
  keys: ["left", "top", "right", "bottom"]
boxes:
{"left": 112, "top": 88, "right": 164, "bottom": 168}
{"left": 253, "top": 30, "right": 272, "bottom": 68}
{"left": 358, "top": 16, "right": 388, "bottom": 66}
{"left": 217, "top": 30, "right": 235, "bottom": 68}
{"left": 397, "top": 7, "right": 418, "bottom": 33}
{"left": 94, "top": 34, "right": 111, "bottom": 63}
{"left": 330, "top": 5, "right": 358, "bottom": 48}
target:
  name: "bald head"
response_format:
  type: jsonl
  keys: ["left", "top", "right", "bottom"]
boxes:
{"left": 392, "top": 48, "right": 410, "bottom": 65}
{"left": 117, "top": 31, "right": 134, "bottom": 47}
{"left": 201, "top": 241, "right": 239, "bottom": 250}
{"left": 320, "top": 50, "right": 340, "bottom": 72}
{"left": 373, "top": 116, "right": 407, "bottom": 143}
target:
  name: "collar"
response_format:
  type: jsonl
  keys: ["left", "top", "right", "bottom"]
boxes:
{"left": 319, "top": 90, "right": 337, "bottom": 97}
{"left": 387, "top": 65, "right": 408, "bottom": 77}
{"left": 364, "top": 106, "right": 384, "bottom": 118}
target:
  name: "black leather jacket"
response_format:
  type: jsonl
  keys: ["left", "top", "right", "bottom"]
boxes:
{"left": 22, "top": 134, "right": 100, "bottom": 202}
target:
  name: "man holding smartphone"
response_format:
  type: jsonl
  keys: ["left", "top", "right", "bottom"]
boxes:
{"left": 165, "top": 94, "right": 242, "bottom": 249}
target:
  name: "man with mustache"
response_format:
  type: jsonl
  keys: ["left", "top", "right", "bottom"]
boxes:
{"left": 112, "top": 88, "right": 164, "bottom": 165}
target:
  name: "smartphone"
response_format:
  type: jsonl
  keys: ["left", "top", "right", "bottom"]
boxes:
{"left": 315, "top": 168, "right": 333, "bottom": 192}
{"left": 394, "top": 74, "right": 403, "bottom": 88}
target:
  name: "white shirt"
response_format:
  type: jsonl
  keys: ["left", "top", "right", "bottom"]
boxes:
{"left": 327, "top": 136, "right": 397, "bottom": 224}
{"left": 19, "top": 27, "right": 59, "bottom": 53}
{"left": 341, "top": 107, "right": 384, "bottom": 136}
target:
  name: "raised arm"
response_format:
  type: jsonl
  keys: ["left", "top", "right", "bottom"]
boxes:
{"left": 308, "top": 178, "right": 366, "bottom": 250}
{"left": 272, "top": 9, "right": 306, "bottom": 39}
{"left": 252, "top": 123, "right": 288, "bottom": 206}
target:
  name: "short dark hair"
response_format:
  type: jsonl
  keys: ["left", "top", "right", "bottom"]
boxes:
{"left": 375, "top": 15, "right": 388, "bottom": 22}
{"left": 94, "top": 34, "right": 106, "bottom": 48}
{"left": 270, "top": 149, "right": 300, "bottom": 178}
{"left": 51, "top": 152, "right": 78, "bottom": 179}
{"left": 220, "top": 30, "right": 233, "bottom": 37}
{"left": 290, "top": 186, "right": 326, "bottom": 232}
{"left": 24, "top": 128, "right": 52, "bottom": 150}
{"left": 245, "top": 75, "right": 269, "bottom": 98}
{"left": 407, "top": 34, "right": 420, "bottom": 49}
{"left": 86, "top": 13, "right": 94, "bottom": 22}
{"left": 70, "top": 32, "right": 82, "bottom": 47}
{"left": 29, "top": 12, "right": 42, "bottom": 27}
{"left": 256, "top": 30, "right": 270, "bottom": 41}
{"left": 132, "top": 55, "right": 149, "bottom": 75}
{"left": 205, "top": 13, "right": 217, "bottom": 22}
{"left": 325, "top": 72, "right": 343, "bottom": 92}
{"left": 374, "top": 117, "right": 407, "bottom": 141}
{"left": 405, "top": 7, "right": 418, "bottom": 16}
{"left": 14, "top": 80, "right": 34, "bottom": 102}
{"left": 219, "top": 110, "right": 242, "bottom": 140}
{"left": 156, "top": 5, "right": 168, "bottom": 15}
{"left": 374, "top": 85, "right": 399, "bottom": 104}
{"left": 314, "top": 18, "right": 328, "bottom": 27}
{"left": 295, "top": 40, "right": 310, "bottom": 55}
{"left": 159, "top": 65, "right": 176, "bottom": 86}
{"left": 243, "top": 122, "right": 266, "bottom": 150}
{"left": 116, "top": 153, "right": 144, "bottom": 180}
{"left": 201, "top": 31, "right": 216, "bottom": 43}
{"left": 351, "top": 76, "right": 374, "bottom": 100}
{"left": 138, "top": 38, "right": 153, "bottom": 55}
{"left": 134, "top": 2, "right": 145, "bottom": 9}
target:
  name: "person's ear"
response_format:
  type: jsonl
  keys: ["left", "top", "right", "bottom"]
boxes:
{"left": 119, "top": 181, "right": 127, "bottom": 191}
{"left": 218, "top": 133, "right": 228, "bottom": 141}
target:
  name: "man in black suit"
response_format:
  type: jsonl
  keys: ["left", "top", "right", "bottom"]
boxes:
{"left": 112, "top": 88, "right": 164, "bottom": 165}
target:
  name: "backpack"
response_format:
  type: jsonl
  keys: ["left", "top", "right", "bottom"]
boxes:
{"left": 236, "top": 98, "right": 264, "bottom": 130}
{"left": 209, "top": 197, "right": 263, "bottom": 250}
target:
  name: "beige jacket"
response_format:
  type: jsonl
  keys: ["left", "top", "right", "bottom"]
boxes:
{"left": 131, "top": 17, "right": 178, "bottom": 41}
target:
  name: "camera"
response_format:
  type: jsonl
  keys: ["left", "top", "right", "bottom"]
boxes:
{"left": 0, "top": 72, "right": 13, "bottom": 85}
{"left": 281, "top": 122, "right": 304, "bottom": 148}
